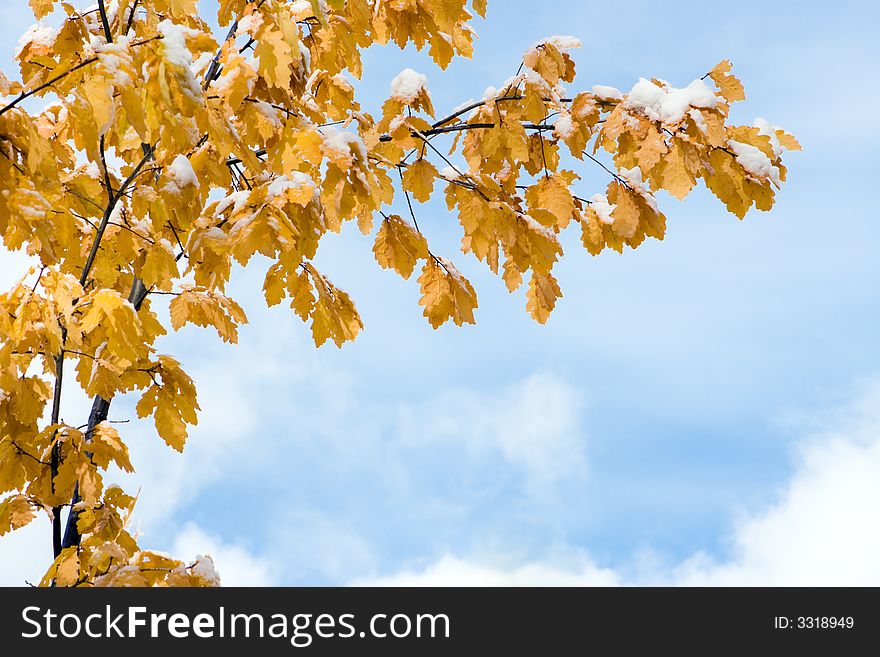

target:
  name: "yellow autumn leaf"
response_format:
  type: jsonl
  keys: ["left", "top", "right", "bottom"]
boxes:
{"left": 634, "top": 125, "right": 668, "bottom": 173}
{"left": 169, "top": 287, "right": 249, "bottom": 344}
{"left": 0, "top": 494, "right": 35, "bottom": 536}
{"left": 704, "top": 148, "right": 750, "bottom": 219}
{"left": 255, "top": 17, "right": 297, "bottom": 89}
{"left": 608, "top": 182, "right": 641, "bottom": 239}
{"left": 138, "top": 240, "right": 180, "bottom": 291}
{"left": 502, "top": 258, "right": 523, "bottom": 292}
{"left": 776, "top": 130, "right": 802, "bottom": 151}
{"left": 654, "top": 139, "right": 697, "bottom": 200}
{"left": 373, "top": 214, "right": 429, "bottom": 279}
{"left": 289, "top": 268, "right": 315, "bottom": 321}
{"left": 28, "top": 0, "right": 55, "bottom": 20}
{"left": 525, "top": 174, "right": 575, "bottom": 229}
{"left": 90, "top": 422, "right": 135, "bottom": 473}
{"left": 136, "top": 356, "right": 199, "bottom": 452}
{"left": 526, "top": 271, "right": 562, "bottom": 324}
{"left": 579, "top": 210, "right": 606, "bottom": 256}
{"left": 402, "top": 158, "right": 440, "bottom": 203}
{"left": 418, "top": 257, "right": 478, "bottom": 328}
{"left": 168, "top": 0, "right": 199, "bottom": 19}
{"left": 707, "top": 59, "right": 746, "bottom": 103}
{"left": 40, "top": 547, "right": 81, "bottom": 587}
{"left": 304, "top": 264, "right": 364, "bottom": 348}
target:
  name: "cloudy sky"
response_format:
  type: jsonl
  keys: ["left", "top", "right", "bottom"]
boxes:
{"left": 2, "top": 0, "right": 879, "bottom": 586}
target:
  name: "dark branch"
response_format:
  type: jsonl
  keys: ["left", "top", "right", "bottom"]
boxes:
{"left": 432, "top": 95, "right": 573, "bottom": 130}
{"left": 49, "top": 351, "right": 64, "bottom": 558}
{"left": 0, "top": 58, "right": 97, "bottom": 117}
{"left": 124, "top": 0, "right": 140, "bottom": 36}
{"left": 97, "top": 0, "right": 114, "bottom": 43}
{"left": 62, "top": 277, "right": 149, "bottom": 550}
{"left": 203, "top": 21, "right": 239, "bottom": 90}
{"left": 79, "top": 144, "right": 155, "bottom": 287}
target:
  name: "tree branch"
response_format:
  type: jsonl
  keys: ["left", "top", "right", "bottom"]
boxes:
{"left": 582, "top": 150, "right": 633, "bottom": 191}
{"left": 97, "top": 0, "right": 114, "bottom": 42}
{"left": 60, "top": 396, "right": 110, "bottom": 550}
{"left": 224, "top": 121, "right": 553, "bottom": 166}
{"left": 0, "top": 36, "right": 161, "bottom": 117}
{"left": 50, "top": 143, "right": 151, "bottom": 558}
{"left": 49, "top": 349, "right": 65, "bottom": 558}
{"left": 432, "top": 95, "right": 573, "bottom": 129}
{"left": 62, "top": 277, "right": 148, "bottom": 550}
{"left": 124, "top": 0, "right": 140, "bottom": 36}
{"left": 62, "top": 14, "right": 239, "bottom": 549}
{"left": 0, "top": 58, "right": 97, "bottom": 117}
{"left": 79, "top": 144, "right": 155, "bottom": 287}
{"left": 203, "top": 21, "right": 239, "bottom": 90}
{"left": 422, "top": 122, "right": 553, "bottom": 138}
{"left": 411, "top": 129, "right": 490, "bottom": 201}
{"left": 396, "top": 166, "right": 422, "bottom": 234}
{"left": 53, "top": 143, "right": 155, "bottom": 558}
{"left": 99, "top": 135, "right": 115, "bottom": 202}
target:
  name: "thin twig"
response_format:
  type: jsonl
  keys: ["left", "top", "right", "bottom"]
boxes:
{"left": 64, "top": 349, "right": 97, "bottom": 361}
{"left": 396, "top": 166, "right": 422, "bottom": 234}
{"left": 0, "top": 36, "right": 161, "bottom": 117}
{"left": 30, "top": 266, "right": 47, "bottom": 294}
{"left": 411, "top": 130, "right": 489, "bottom": 201}
{"left": 538, "top": 111, "right": 550, "bottom": 179}
{"left": 431, "top": 95, "right": 573, "bottom": 129}
{"left": 0, "top": 58, "right": 97, "bottom": 116}
{"left": 583, "top": 150, "right": 633, "bottom": 191}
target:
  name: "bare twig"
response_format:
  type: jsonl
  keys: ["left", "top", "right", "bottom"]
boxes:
{"left": 396, "top": 166, "right": 422, "bottom": 234}
{"left": 583, "top": 150, "right": 633, "bottom": 191}
{"left": 29, "top": 266, "right": 46, "bottom": 294}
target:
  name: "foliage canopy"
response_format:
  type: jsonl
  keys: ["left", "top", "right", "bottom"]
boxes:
{"left": 0, "top": 0, "right": 799, "bottom": 586}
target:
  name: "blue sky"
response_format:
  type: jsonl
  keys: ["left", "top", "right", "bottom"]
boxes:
{"left": 2, "top": 0, "right": 880, "bottom": 585}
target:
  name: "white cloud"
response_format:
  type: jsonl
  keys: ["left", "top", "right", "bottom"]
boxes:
{"left": 153, "top": 367, "right": 587, "bottom": 585}
{"left": 394, "top": 372, "right": 589, "bottom": 494}
{"left": 355, "top": 377, "right": 880, "bottom": 586}
{"left": 172, "top": 523, "right": 276, "bottom": 586}
{"left": 354, "top": 553, "right": 622, "bottom": 586}
{"left": 673, "top": 378, "right": 880, "bottom": 586}
{"left": 268, "top": 509, "right": 379, "bottom": 584}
